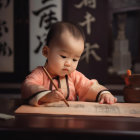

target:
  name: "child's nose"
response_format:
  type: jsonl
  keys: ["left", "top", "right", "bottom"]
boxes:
{"left": 64, "top": 60, "right": 71, "bottom": 67}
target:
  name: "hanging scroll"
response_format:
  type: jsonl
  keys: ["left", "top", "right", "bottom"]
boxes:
{"left": 63, "top": 0, "right": 109, "bottom": 83}
{"left": 0, "top": 0, "right": 14, "bottom": 72}
{"left": 29, "top": 0, "right": 62, "bottom": 71}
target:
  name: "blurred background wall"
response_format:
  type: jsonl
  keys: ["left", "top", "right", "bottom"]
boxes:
{"left": 0, "top": 0, "right": 140, "bottom": 95}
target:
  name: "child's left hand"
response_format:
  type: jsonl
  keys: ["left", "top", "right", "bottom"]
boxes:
{"left": 99, "top": 93, "right": 117, "bottom": 104}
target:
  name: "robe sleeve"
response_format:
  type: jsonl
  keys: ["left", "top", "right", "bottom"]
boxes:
{"left": 29, "top": 90, "right": 51, "bottom": 106}
{"left": 21, "top": 67, "right": 49, "bottom": 100}
{"left": 72, "top": 71, "right": 108, "bottom": 102}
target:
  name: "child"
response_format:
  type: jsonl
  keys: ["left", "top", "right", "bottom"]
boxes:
{"left": 21, "top": 21, "right": 117, "bottom": 106}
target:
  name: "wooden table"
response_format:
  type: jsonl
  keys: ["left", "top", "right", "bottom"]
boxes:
{"left": 0, "top": 98, "right": 140, "bottom": 140}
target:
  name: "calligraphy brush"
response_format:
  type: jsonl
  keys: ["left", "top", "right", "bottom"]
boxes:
{"left": 42, "top": 66, "right": 69, "bottom": 107}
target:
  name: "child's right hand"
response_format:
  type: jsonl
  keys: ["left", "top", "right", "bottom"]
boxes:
{"left": 39, "top": 88, "right": 65, "bottom": 104}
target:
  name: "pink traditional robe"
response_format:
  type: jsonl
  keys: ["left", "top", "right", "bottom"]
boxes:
{"left": 21, "top": 66, "right": 109, "bottom": 106}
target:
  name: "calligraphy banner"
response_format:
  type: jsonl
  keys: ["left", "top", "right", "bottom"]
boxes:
{"left": 63, "top": 0, "right": 109, "bottom": 83}
{"left": 29, "top": 0, "right": 62, "bottom": 71}
{"left": 0, "top": 0, "right": 14, "bottom": 72}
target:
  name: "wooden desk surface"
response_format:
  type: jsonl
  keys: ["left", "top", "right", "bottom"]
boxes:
{"left": 0, "top": 98, "right": 140, "bottom": 140}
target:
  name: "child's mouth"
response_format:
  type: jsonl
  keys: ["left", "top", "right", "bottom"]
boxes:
{"left": 62, "top": 68, "right": 69, "bottom": 72}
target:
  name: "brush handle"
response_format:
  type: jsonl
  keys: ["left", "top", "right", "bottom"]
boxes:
{"left": 42, "top": 66, "right": 69, "bottom": 107}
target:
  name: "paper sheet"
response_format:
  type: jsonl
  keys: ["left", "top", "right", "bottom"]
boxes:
{"left": 15, "top": 101, "right": 140, "bottom": 117}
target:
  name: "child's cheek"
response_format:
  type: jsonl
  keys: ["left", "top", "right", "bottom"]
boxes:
{"left": 74, "top": 62, "right": 78, "bottom": 69}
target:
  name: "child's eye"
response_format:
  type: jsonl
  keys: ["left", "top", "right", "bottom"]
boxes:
{"left": 60, "top": 55, "right": 66, "bottom": 58}
{"left": 73, "top": 59, "right": 78, "bottom": 62}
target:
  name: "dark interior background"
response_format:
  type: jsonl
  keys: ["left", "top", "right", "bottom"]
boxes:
{"left": 0, "top": 0, "right": 140, "bottom": 94}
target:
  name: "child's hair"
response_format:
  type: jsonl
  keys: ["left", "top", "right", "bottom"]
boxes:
{"left": 46, "top": 21, "right": 85, "bottom": 46}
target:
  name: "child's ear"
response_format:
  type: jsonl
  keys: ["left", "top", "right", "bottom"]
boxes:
{"left": 42, "top": 46, "right": 49, "bottom": 57}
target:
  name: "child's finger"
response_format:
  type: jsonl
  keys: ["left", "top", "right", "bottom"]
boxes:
{"left": 55, "top": 90, "right": 65, "bottom": 100}
{"left": 109, "top": 98, "right": 114, "bottom": 104}
{"left": 57, "top": 88, "right": 64, "bottom": 96}
{"left": 104, "top": 96, "right": 113, "bottom": 104}
{"left": 50, "top": 90, "right": 64, "bottom": 102}
{"left": 99, "top": 98, "right": 104, "bottom": 104}
{"left": 109, "top": 97, "right": 117, "bottom": 104}
{"left": 106, "top": 97, "right": 111, "bottom": 104}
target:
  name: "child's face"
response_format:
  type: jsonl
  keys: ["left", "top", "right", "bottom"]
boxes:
{"left": 46, "top": 31, "right": 84, "bottom": 77}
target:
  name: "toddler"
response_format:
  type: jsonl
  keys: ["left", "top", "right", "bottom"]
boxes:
{"left": 21, "top": 22, "right": 117, "bottom": 106}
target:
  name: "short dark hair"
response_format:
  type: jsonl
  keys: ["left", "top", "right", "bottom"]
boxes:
{"left": 46, "top": 21, "right": 85, "bottom": 46}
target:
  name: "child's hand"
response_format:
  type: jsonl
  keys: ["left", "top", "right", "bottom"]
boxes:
{"left": 99, "top": 93, "right": 117, "bottom": 104}
{"left": 39, "top": 88, "right": 65, "bottom": 104}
